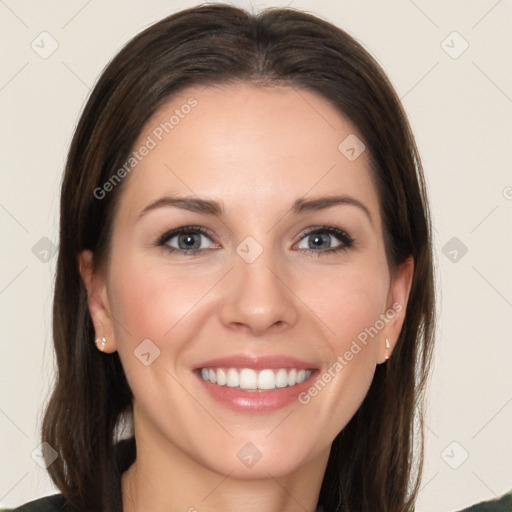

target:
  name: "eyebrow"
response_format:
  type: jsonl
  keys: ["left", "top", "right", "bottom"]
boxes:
{"left": 138, "top": 194, "right": 373, "bottom": 225}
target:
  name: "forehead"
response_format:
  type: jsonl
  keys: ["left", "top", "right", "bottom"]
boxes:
{"left": 116, "top": 82, "right": 380, "bottom": 224}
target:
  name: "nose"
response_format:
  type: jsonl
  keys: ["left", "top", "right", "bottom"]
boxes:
{"left": 218, "top": 245, "right": 299, "bottom": 337}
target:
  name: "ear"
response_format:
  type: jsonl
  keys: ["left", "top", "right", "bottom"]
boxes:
{"left": 377, "top": 255, "right": 414, "bottom": 364}
{"left": 77, "top": 250, "right": 117, "bottom": 353}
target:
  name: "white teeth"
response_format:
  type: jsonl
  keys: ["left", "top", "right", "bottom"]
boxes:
{"left": 200, "top": 367, "right": 313, "bottom": 390}
{"left": 257, "top": 369, "right": 275, "bottom": 390}
{"left": 216, "top": 368, "right": 227, "bottom": 386}
{"left": 226, "top": 368, "right": 239, "bottom": 387}
{"left": 275, "top": 368, "right": 288, "bottom": 388}
{"left": 296, "top": 369, "right": 306, "bottom": 384}
{"left": 239, "top": 369, "right": 257, "bottom": 390}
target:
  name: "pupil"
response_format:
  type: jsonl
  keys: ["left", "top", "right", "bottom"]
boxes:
{"left": 311, "top": 233, "right": 329, "bottom": 249}
{"left": 180, "top": 233, "right": 199, "bottom": 249}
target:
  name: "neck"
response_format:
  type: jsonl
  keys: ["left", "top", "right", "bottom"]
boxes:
{"left": 121, "top": 411, "right": 328, "bottom": 512}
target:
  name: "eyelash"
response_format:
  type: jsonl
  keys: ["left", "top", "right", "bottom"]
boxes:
{"left": 157, "top": 225, "right": 354, "bottom": 257}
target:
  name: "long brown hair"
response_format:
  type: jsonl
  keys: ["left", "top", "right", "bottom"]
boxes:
{"left": 42, "top": 4, "right": 435, "bottom": 511}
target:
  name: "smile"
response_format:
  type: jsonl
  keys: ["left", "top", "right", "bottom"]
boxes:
{"left": 199, "top": 367, "right": 313, "bottom": 391}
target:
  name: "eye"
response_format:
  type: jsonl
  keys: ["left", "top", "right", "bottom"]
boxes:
{"left": 295, "top": 226, "right": 353, "bottom": 255}
{"left": 159, "top": 226, "right": 218, "bottom": 255}
{"left": 157, "top": 225, "right": 354, "bottom": 256}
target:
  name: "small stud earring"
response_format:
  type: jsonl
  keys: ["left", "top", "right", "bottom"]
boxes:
{"left": 385, "top": 338, "right": 391, "bottom": 360}
{"left": 95, "top": 336, "right": 107, "bottom": 352}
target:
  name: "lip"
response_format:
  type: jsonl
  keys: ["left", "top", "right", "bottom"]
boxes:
{"left": 193, "top": 354, "right": 317, "bottom": 371}
{"left": 193, "top": 354, "right": 319, "bottom": 413}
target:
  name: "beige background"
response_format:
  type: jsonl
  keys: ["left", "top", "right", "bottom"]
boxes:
{"left": 1, "top": 1, "right": 511, "bottom": 511}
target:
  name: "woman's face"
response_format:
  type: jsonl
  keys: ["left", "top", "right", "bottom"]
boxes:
{"left": 81, "top": 82, "right": 412, "bottom": 479}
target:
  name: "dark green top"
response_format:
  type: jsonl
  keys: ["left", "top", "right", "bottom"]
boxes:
{"left": 2, "top": 436, "right": 510, "bottom": 511}
{"left": 0, "top": 495, "right": 67, "bottom": 512}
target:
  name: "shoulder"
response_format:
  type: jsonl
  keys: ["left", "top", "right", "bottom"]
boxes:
{"left": 0, "top": 494, "right": 69, "bottom": 512}
{"left": 456, "top": 490, "right": 512, "bottom": 511}
{"left": 0, "top": 437, "right": 136, "bottom": 512}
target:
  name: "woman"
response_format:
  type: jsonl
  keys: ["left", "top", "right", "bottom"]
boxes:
{"left": 2, "top": 3, "right": 507, "bottom": 512}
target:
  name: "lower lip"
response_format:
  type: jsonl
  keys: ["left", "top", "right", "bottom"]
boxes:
{"left": 195, "top": 370, "right": 317, "bottom": 412}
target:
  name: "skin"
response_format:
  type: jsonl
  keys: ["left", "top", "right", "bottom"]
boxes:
{"left": 79, "top": 82, "right": 413, "bottom": 512}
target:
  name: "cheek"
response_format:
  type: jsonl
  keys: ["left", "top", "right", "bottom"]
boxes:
{"left": 304, "top": 258, "right": 389, "bottom": 351}
{"left": 108, "top": 249, "right": 211, "bottom": 342}
{"left": 298, "top": 277, "right": 383, "bottom": 440}
{"left": 293, "top": 258, "right": 387, "bottom": 425}
{"left": 106, "top": 255, "right": 208, "bottom": 411}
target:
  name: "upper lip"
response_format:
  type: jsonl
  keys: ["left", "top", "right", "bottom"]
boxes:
{"left": 193, "top": 354, "right": 318, "bottom": 371}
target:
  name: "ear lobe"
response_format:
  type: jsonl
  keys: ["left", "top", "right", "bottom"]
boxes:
{"left": 77, "top": 250, "right": 117, "bottom": 353}
{"left": 377, "top": 256, "right": 414, "bottom": 364}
